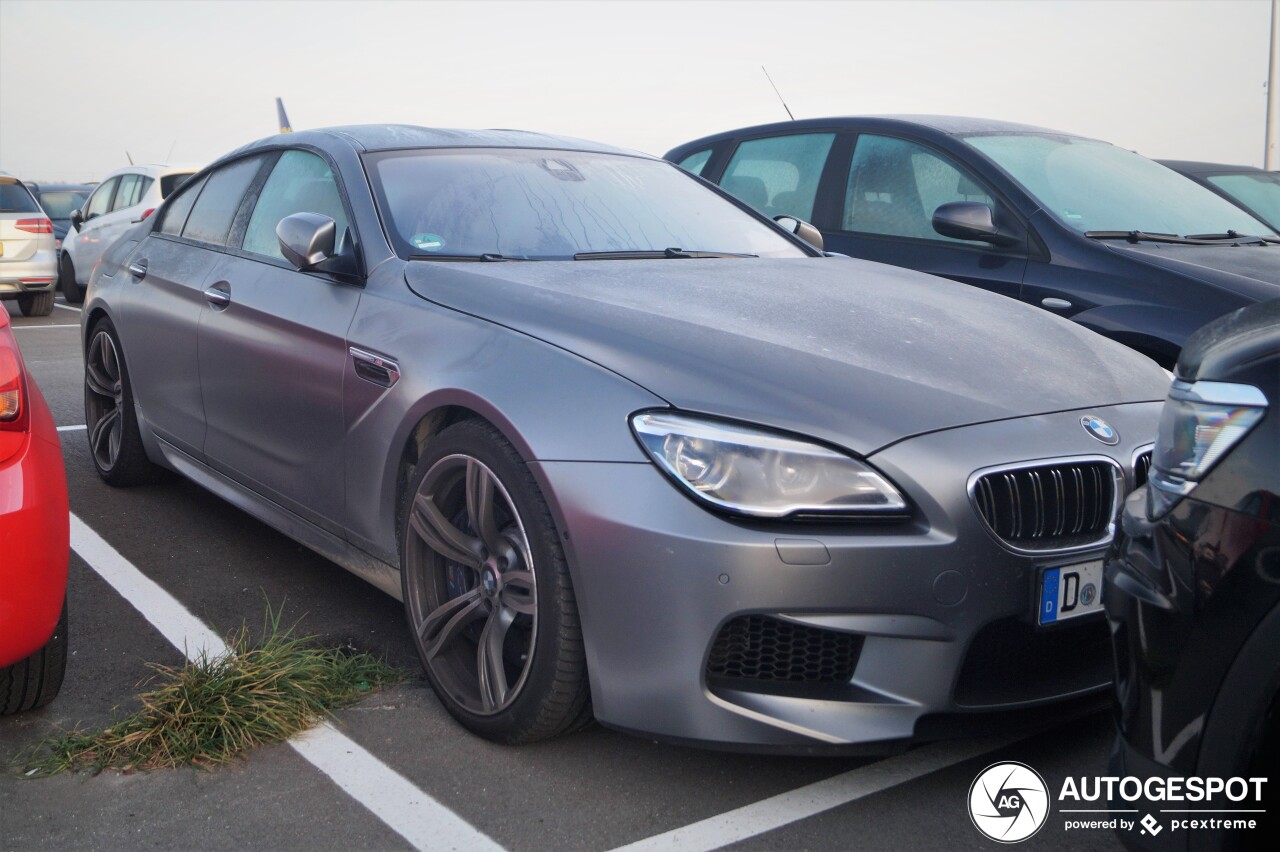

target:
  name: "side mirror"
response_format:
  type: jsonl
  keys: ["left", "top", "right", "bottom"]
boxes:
{"left": 931, "top": 202, "right": 1020, "bottom": 247}
{"left": 277, "top": 212, "right": 336, "bottom": 270}
{"left": 773, "top": 215, "right": 824, "bottom": 251}
{"left": 70, "top": 208, "right": 83, "bottom": 232}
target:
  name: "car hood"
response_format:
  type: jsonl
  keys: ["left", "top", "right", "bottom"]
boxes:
{"left": 1112, "top": 243, "right": 1280, "bottom": 302}
{"left": 405, "top": 256, "right": 1170, "bottom": 455}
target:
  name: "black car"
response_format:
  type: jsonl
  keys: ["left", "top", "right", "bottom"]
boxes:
{"left": 25, "top": 182, "right": 93, "bottom": 248}
{"left": 1104, "top": 298, "right": 1278, "bottom": 850}
{"left": 666, "top": 117, "right": 1280, "bottom": 367}
{"left": 1161, "top": 160, "right": 1280, "bottom": 235}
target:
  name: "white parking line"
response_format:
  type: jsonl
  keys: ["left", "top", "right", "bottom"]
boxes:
{"left": 56, "top": 425, "right": 86, "bottom": 432}
{"left": 11, "top": 323, "right": 80, "bottom": 329}
{"left": 610, "top": 734, "right": 1016, "bottom": 852}
{"left": 53, "top": 302, "right": 82, "bottom": 313}
{"left": 68, "top": 513, "right": 504, "bottom": 852}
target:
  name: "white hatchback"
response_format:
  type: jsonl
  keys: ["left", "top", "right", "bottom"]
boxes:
{"left": 61, "top": 164, "right": 200, "bottom": 302}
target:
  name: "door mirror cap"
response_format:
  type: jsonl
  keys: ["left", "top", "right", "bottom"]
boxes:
{"left": 931, "top": 201, "right": 1020, "bottom": 247}
{"left": 277, "top": 212, "right": 336, "bottom": 270}
{"left": 773, "top": 215, "right": 824, "bottom": 251}
{"left": 70, "top": 208, "right": 83, "bottom": 232}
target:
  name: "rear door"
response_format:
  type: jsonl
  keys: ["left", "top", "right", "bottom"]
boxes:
{"left": 93, "top": 172, "right": 152, "bottom": 257}
{"left": 122, "top": 156, "right": 267, "bottom": 459}
{"left": 196, "top": 148, "right": 362, "bottom": 534}
{"left": 822, "top": 133, "right": 1029, "bottom": 300}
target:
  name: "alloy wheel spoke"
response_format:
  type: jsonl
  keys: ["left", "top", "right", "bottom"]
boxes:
{"left": 420, "top": 589, "right": 485, "bottom": 659}
{"left": 410, "top": 492, "right": 483, "bottom": 567}
{"left": 465, "top": 459, "right": 505, "bottom": 557}
{"left": 476, "top": 607, "right": 514, "bottom": 712}
{"left": 498, "top": 569, "right": 536, "bottom": 615}
{"left": 85, "top": 356, "right": 118, "bottom": 400}
{"left": 90, "top": 408, "right": 120, "bottom": 461}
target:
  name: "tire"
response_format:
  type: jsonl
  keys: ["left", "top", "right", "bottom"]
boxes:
{"left": 60, "top": 254, "right": 85, "bottom": 304}
{"left": 84, "top": 317, "right": 165, "bottom": 486}
{"left": 400, "top": 419, "right": 591, "bottom": 744}
{"left": 1, "top": 601, "right": 68, "bottom": 715}
{"left": 17, "top": 290, "right": 54, "bottom": 317}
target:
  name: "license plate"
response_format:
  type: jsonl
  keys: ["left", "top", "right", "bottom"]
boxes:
{"left": 0, "top": 242, "right": 5, "bottom": 257}
{"left": 1038, "top": 560, "right": 1104, "bottom": 625}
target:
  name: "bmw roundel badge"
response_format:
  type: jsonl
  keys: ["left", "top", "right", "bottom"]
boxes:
{"left": 1081, "top": 415, "right": 1119, "bottom": 445}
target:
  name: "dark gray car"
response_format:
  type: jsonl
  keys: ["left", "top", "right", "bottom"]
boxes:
{"left": 82, "top": 125, "right": 1170, "bottom": 751}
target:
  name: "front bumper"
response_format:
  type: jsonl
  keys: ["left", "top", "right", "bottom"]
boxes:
{"left": 534, "top": 402, "right": 1160, "bottom": 750}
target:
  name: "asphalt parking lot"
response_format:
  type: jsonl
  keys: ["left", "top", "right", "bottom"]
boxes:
{"left": 0, "top": 297, "right": 1124, "bottom": 851}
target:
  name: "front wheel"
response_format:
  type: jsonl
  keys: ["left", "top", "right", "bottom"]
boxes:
{"left": 0, "top": 602, "right": 68, "bottom": 715}
{"left": 401, "top": 419, "right": 590, "bottom": 743}
{"left": 60, "top": 254, "right": 85, "bottom": 304}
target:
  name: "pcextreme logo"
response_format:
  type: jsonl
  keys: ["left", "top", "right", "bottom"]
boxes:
{"left": 967, "top": 764, "right": 1269, "bottom": 843}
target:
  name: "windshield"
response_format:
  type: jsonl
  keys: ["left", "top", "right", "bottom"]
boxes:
{"left": 962, "top": 134, "right": 1275, "bottom": 237}
{"left": 365, "top": 148, "right": 808, "bottom": 260}
{"left": 35, "top": 190, "right": 89, "bottom": 219}
{"left": 1208, "top": 173, "right": 1280, "bottom": 230}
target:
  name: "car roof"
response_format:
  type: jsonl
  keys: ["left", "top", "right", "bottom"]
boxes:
{"left": 1159, "top": 159, "right": 1271, "bottom": 176}
{"left": 26, "top": 182, "right": 95, "bottom": 192}
{"left": 96, "top": 163, "right": 204, "bottom": 181}
{"left": 668, "top": 114, "right": 1092, "bottom": 153}
{"left": 228, "top": 124, "right": 650, "bottom": 160}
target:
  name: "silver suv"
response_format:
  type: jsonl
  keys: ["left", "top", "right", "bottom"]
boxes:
{"left": 0, "top": 175, "right": 57, "bottom": 317}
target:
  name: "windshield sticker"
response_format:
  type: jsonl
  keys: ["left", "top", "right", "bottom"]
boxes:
{"left": 411, "top": 233, "right": 445, "bottom": 252}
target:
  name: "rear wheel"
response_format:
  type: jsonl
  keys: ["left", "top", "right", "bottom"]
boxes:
{"left": 84, "top": 318, "right": 165, "bottom": 486}
{"left": 60, "top": 254, "right": 85, "bottom": 304}
{"left": 0, "top": 602, "right": 68, "bottom": 715}
{"left": 17, "top": 291, "right": 54, "bottom": 317}
{"left": 401, "top": 420, "right": 590, "bottom": 743}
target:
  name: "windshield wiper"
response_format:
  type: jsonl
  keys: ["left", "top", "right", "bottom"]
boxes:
{"left": 1085, "top": 230, "right": 1278, "bottom": 246}
{"left": 573, "top": 247, "right": 757, "bottom": 260}
{"left": 408, "top": 253, "right": 528, "bottom": 262}
{"left": 1183, "top": 230, "right": 1279, "bottom": 245}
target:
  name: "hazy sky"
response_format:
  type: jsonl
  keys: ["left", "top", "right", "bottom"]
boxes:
{"left": 0, "top": 0, "right": 1273, "bottom": 181}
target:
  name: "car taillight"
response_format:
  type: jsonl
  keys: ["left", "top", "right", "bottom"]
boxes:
{"left": 14, "top": 218, "right": 53, "bottom": 234}
{"left": 0, "top": 325, "right": 30, "bottom": 462}
{"left": 140, "top": 208, "right": 155, "bottom": 220}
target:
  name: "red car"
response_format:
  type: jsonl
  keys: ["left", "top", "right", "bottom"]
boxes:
{"left": 0, "top": 307, "right": 69, "bottom": 713}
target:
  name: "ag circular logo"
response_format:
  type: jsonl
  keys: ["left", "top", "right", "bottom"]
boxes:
{"left": 1081, "top": 415, "right": 1120, "bottom": 445}
{"left": 968, "top": 761, "right": 1050, "bottom": 843}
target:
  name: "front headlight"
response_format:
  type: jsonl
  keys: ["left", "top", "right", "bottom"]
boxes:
{"left": 1147, "top": 380, "right": 1268, "bottom": 517}
{"left": 631, "top": 411, "right": 908, "bottom": 519}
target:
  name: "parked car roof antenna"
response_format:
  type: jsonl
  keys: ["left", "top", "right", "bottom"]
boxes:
{"left": 761, "top": 66, "right": 794, "bottom": 121}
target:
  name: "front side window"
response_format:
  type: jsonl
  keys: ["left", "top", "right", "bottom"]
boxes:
{"left": 843, "top": 134, "right": 993, "bottom": 242}
{"left": 112, "top": 174, "right": 142, "bottom": 211}
{"left": 719, "top": 133, "right": 834, "bottom": 221}
{"left": 366, "top": 148, "right": 807, "bottom": 260}
{"left": 964, "top": 134, "right": 1272, "bottom": 236}
{"left": 242, "top": 150, "right": 350, "bottom": 261}
{"left": 182, "top": 157, "right": 264, "bottom": 245}
{"left": 84, "top": 177, "right": 119, "bottom": 220}
{"left": 158, "top": 175, "right": 207, "bottom": 236}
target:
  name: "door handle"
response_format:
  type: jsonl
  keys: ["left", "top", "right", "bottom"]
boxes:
{"left": 127, "top": 259, "right": 148, "bottom": 279}
{"left": 204, "top": 282, "right": 231, "bottom": 308}
{"left": 350, "top": 347, "right": 400, "bottom": 388}
{"left": 1041, "top": 297, "right": 1073, "bottom": 310}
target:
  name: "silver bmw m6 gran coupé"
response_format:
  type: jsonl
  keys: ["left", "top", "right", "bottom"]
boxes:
{"left": 82, "top": 125, "right": 1169, "bottom": 751}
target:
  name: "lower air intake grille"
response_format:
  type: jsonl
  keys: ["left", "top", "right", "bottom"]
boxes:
{"left": 972, "top": 459, "right": 1118, "bottom": 550}
{"left": 1134, "top": 450, "right": 1153, "bottom": 488}
{"left": 706, "top": 615, "right": 861, "bottom": 684}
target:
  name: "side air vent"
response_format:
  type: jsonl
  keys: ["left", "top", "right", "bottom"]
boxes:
{"left": 706, "top": 615, "right": 861, "bottom": 685}
{"left": 971, "top": 458, "right": 1121, "bottom": 552}
{"left": 1133, "top": 449, "right": 1153, "bottom": 488}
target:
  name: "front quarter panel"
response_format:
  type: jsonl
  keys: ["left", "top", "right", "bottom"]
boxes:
{"left": 342, "top": 265, "right": 666, "bottom": 563}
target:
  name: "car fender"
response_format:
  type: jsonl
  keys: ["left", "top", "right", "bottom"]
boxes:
{"left": 1066, "top": 302, "right": 1227, "bottom": 366}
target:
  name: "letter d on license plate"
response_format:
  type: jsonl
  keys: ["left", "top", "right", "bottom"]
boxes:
{"left": 1039, "top": 560, "right": 1104, "bottom": 625}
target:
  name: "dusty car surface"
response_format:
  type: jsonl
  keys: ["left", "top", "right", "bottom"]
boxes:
{"left": 83, "top": 125, "right": 1169, "bottom": 750}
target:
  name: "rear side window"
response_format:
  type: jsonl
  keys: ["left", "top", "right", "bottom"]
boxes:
{"left": 677, "top": 149, "right": 712, "bottom": 177}
{"left": 241, "top": 150, "right": 350, "bottom": 260}
{"left": 112, "top": 174, "right": 142, "bottom": 211}
{"left": 158, "top": 175, "right": 207, "bottom": 236}
{"left": 161, "top": 172, "right": 194, "bottom": 199}
{"left": 0, "top": 181, "right": 40, "bottom": 213}
{"left": 843, "top": 134, "right": 993, "bottom": 242}
{"left": 84, "top": 177, "right": 119, "bottom": 220}
{"left": 719, "top": 133, "right": 835, "bottom": 221}
{"left": 182, "top": 158, "right": 264, "bottom": 245}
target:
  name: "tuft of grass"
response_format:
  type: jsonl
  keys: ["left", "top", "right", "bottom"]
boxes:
{"left": 20, "top": 608, "right": 407, "bottom": 777}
